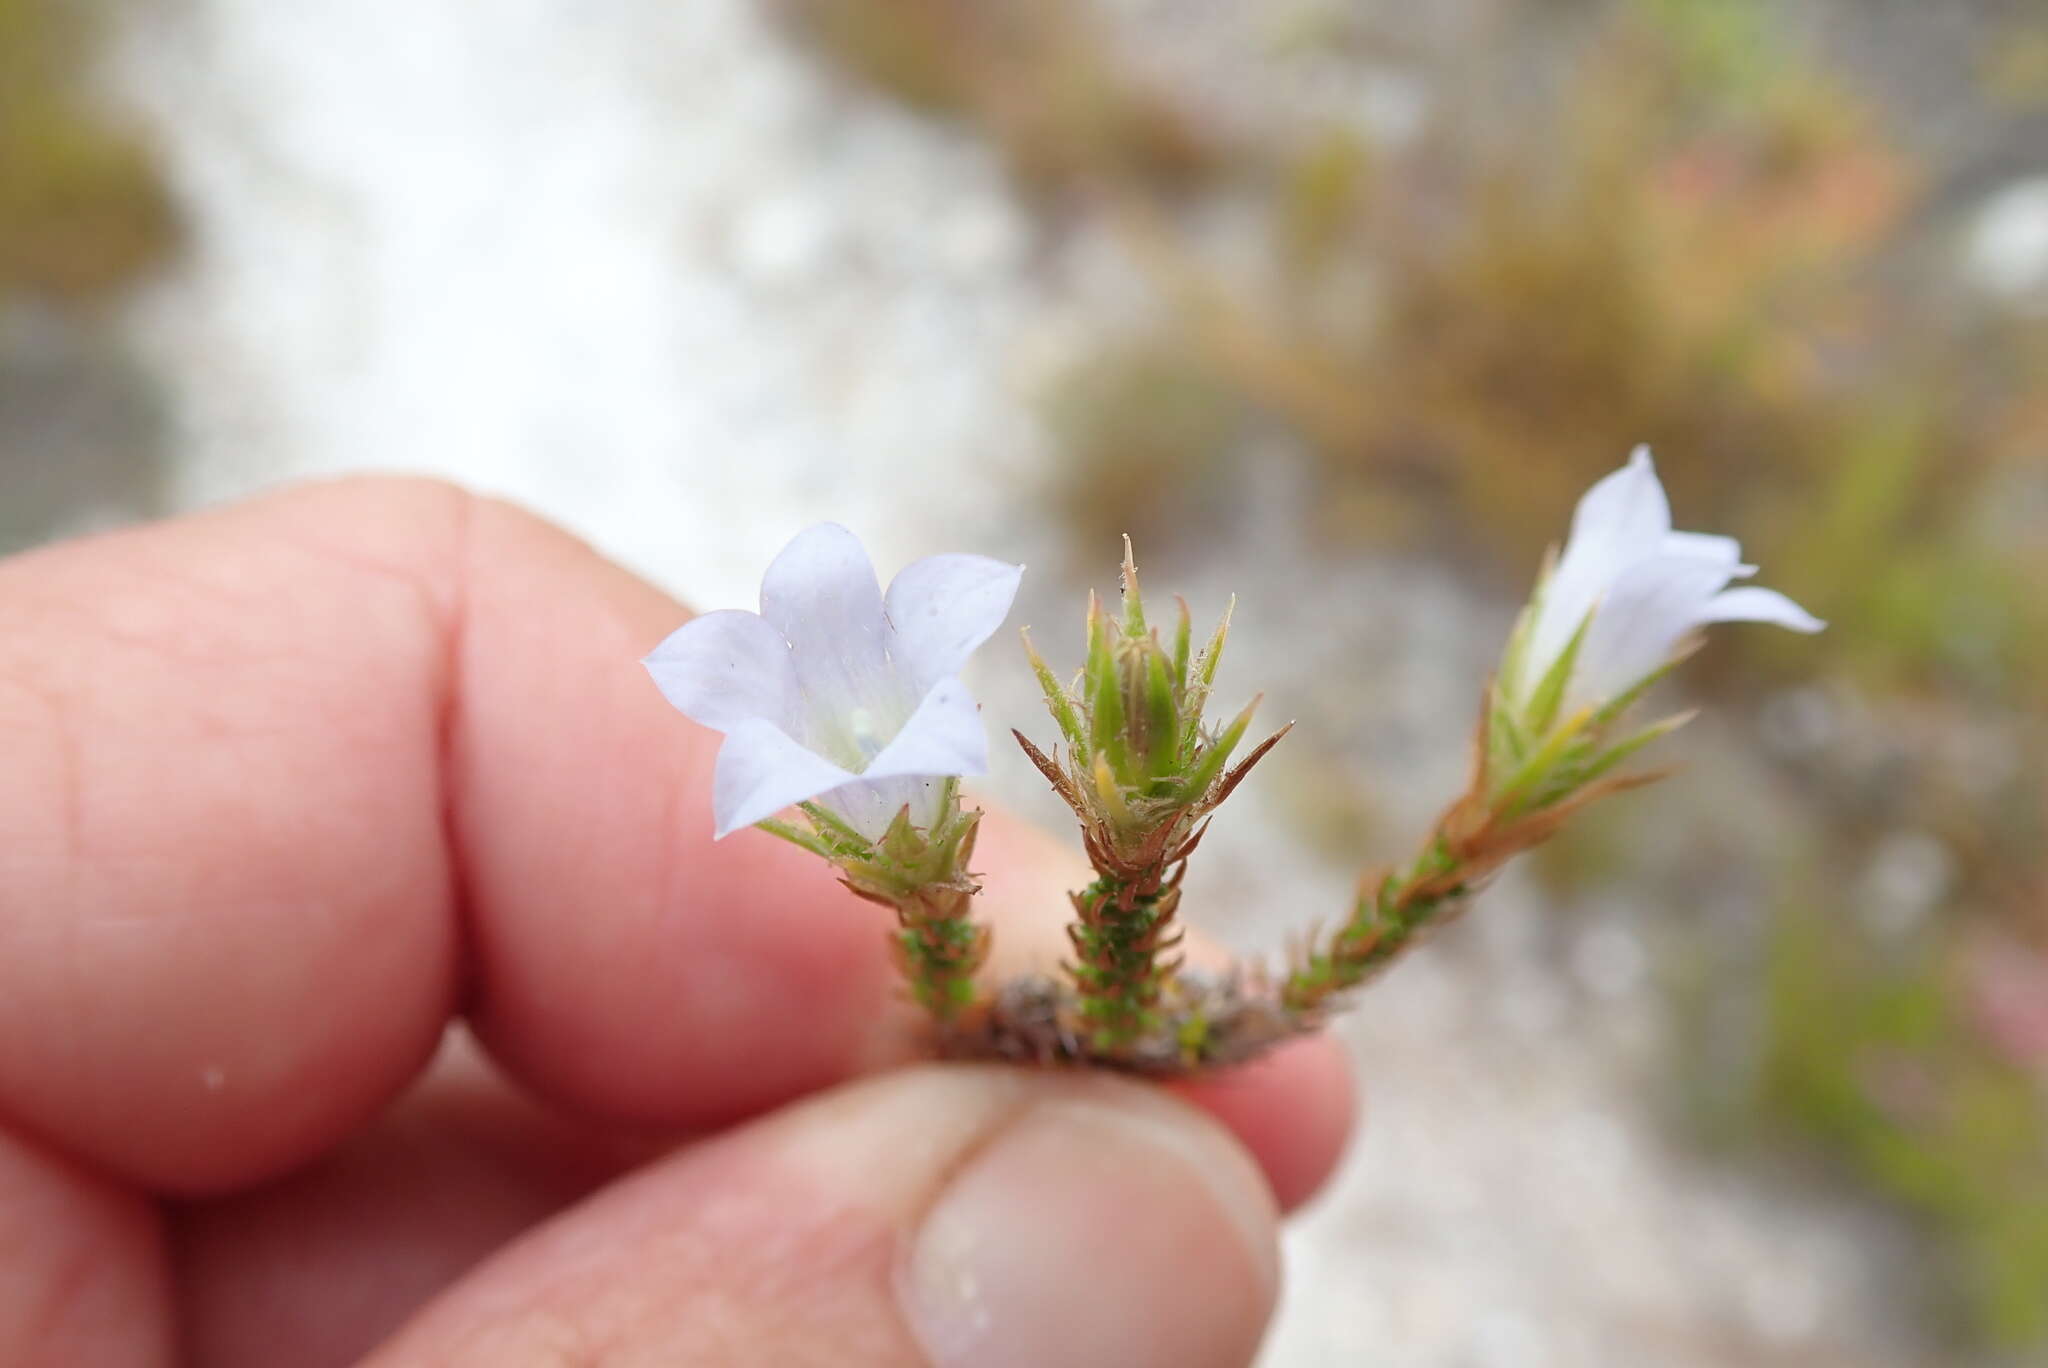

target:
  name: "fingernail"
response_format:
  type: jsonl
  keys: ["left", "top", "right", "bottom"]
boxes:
{"left": 899, "top": 1087, "right": 1279, "bottom": 1368}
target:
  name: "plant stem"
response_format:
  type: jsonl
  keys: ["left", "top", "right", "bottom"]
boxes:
{"left": 1281, "top": 846, "right": 1472, "bottom": 1015}
{"left": 1067, "top": 867, "right": 1182, "bottom": 1050}
{"left": 890, "top": 883, "right": 989, "bottom": 1023}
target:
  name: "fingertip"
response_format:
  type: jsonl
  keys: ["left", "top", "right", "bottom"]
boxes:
{"left": 367, "top": 1065, "right": 1283, "bottom": 1368}
{"left": 1170, "top": 1033, "right": 1357, "bottom": 1212}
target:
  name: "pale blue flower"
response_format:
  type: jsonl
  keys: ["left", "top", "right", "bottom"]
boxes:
{"left": 644, "top": 524, "right": 1023, "bottom": 839}
{"left": 1516, "top": 446, "right": 1824, "bottom": 713}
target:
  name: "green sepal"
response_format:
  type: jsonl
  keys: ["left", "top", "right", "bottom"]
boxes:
{"left": 1142, "top": 644, "right": 1179, "bottom": 778}
{"left": 1180, "top": 693, "right": 1259, "bottom": 799}
{"left": 1590, "top": 648, "right": 1691, "bottom": 728}
{"left": 1522, "top": 607, "right": 1590, "bottom": 738}
{"left": 1487, "top": 684, "right": 1529, "bottom": 782}
{"left": 1171, "top": 596, "right": 1193, "bottom": 690}
{"left": 1084, "top": 594, "right": 1130, "bottom": 778}
{"left": 798, "top": 800, "right": 873, "bottom": 852}
{"left": 1490, "top": 705, "right": 1594, "bottom": 815}
{"left": 754, "top": 817, "right": 839, "bottom": 860}
{"left": 1576, "top": 709, "right": 1695, "bottom": 788}
{"left": 1183, "top": 595, "right": 1234, "bottom": 744}
{"left": 1023, "top": 628, "right": 1086, "bottom": 751}
{"left": 1119, "top": 535, "right": 1146, "bottom": 638}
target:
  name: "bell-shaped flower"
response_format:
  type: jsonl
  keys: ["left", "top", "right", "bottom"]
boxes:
{"left": 643, "top": 524, "right": 1023, "bottom": 840}
{"left": 1511, "top": 446, "right": 1824, "bottom": 718}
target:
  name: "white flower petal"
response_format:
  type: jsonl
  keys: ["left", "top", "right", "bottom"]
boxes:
{"left": 642, "top": 609, "right": 798, "bottom": 733}
{"left": 1702, "top": 586, "right": 1826, "bottom": 634}
{"left": 1512, "top": 444, "right": 1825, "bottom": 716}
{"left": 758, "top": 523, "right": 915, "bottom": 753}
{"left": 884, "top": 553, "right": 1025, "bottom": 694}
{"left": 1562, "top": 446, "right": 1673, "bottom": 571}
{"left": 1662, "top": 531, "right": 1749, "bottom": 570}
{"left": 1529, "top": 447, "right": 1675, "bottom": 692}
{"left": 861, "top": 676, "right": 990, "bottom": 781}
{"left": 711, "top": 718, "right": 860, "bottom": 839}
{"left": 1573, "top": 554, "right": 1740, "bottom": 706}
{"left": 815, "top": 775, "right": 946, "bottom": 841}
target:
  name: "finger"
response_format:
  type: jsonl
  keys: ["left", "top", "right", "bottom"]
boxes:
{"left": 172, "top": 1030, "right": 668, "bottom": 1368}
{"left": 0, "top": 1126, "right": 172, "bottom": 1367}
{"left": 364, "top": 1065, "right": 1279, "bottom": 1368}
{"left": 1172, "top": 1039, "right": 1357, "bottom": 1212}
{"left": 0, "top": 478, "right": 1350, "bottom": 1207}
{"left": 442, "top": 491, "right": 899, "bottom": 1127}
{"left": 176, "top": 1044, "right": 1343, "bottom": 1367}
{"left": 0, "top": 481, "right": 467, "bottom": 1192}
{"left": 176, "top": 1052, "right": 1346, "bottom": 1366}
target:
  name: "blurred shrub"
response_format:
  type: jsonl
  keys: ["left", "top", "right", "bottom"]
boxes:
{"left": 770, "top": 0, "right": 1220, "bottom": 195}
{"left": 0, "top": 0, "right": 176, "bottom": 301}
{"left": 0, "top": 0, "right": 174, "bottom": 552}
{"left": 1053, "top": 9, "right": 2046, "bottom": 703}
{"left": 1764, "top": 902, "right": 2048, "bottom": 1347}
{"left": 1038, "top": 338, "right": 1250, "bottom": 547}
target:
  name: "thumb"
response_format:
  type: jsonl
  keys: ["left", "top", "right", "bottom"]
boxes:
{"left": 362, "top": 1064, "right": 1281, "bottom": 1367}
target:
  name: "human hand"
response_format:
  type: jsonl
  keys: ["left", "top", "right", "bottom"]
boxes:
{"left": 0, "top": 479, "right": 1354, "bottom": 1367}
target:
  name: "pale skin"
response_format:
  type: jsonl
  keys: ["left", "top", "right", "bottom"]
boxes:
{"left": 0, "top": 479, "right": 1355, "bottom": 1367}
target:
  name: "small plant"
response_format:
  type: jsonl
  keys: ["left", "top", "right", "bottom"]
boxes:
{"left": 644, "top": 448, "right": 1821, "bottom": 1073}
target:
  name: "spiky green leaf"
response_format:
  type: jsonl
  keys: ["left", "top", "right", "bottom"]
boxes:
{"left": 1021, "top": 628, "right": 1085, "bottom": 751}
{"left": 1181, "top": 693, "right": 1260, "bottom": 799}
{"left": 1522, "top": 607, "right": 1590, "bottom": 737}
{"left": 754, "top": 818, "right": 839, "bottom": 860}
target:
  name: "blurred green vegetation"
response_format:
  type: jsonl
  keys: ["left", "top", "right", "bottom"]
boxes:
{"left": 785, "top": 0, "right": 2048, "bottom": 1353}
{"left": 0, "top": 0, "right": 176, "bottom": 555}
{"left": 1766, "top": 899, "right": 2048, "bottom": 1346}
{"left": 770, "top": 0, "right": 1220, "bottom": 195}
{"left": 0, "top": 0, "right": 176, "bottom": 302}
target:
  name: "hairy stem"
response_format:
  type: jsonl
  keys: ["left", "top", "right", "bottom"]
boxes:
{"left": 1067, "top": 868, "right": 1183, "bottom": 1051}
{"left": 890, "top": 885, "right": 990, "bottom": 1023}
{"left": 1281, "top": 875, "right": 1472, "bottom": 1015}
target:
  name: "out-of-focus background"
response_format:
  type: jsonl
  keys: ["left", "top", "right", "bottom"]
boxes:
{"left": 5, "top": 0, "right": 2046, "bottom": 1362}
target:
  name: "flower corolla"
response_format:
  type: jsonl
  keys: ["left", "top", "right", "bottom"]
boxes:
{"left": 644, "top": 524, "right": 1023, "bottom": 839}
{"left": 1513, "top": 446, "right": 1823, "bottom": 714}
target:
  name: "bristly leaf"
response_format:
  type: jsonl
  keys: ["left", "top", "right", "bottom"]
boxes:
{"left": 929, "top": 776, "right": 963, "bottom": 841}
{"left": 1576, "top": 709, "right": 1696, "bottom": 789}
{"left": 1522, "top": 606, "right": 1590, "bottom": 737}
{"left": 755, "top": 817, "right": 839, "bottom": 860}
{"left": 1092, "top": 751, "right": 1134, "bottom": 826}
{"left": 947, "top": 805, "right": 982, "bottom": 870}
{"left": 1182, "top": 693, "right": 1261, "bottom": 798}
{"left": 879, "top": 803, "right": 920, "bottom": 860}
{"left": 797, "top": 800, "right": 873, "bottom": 852}
{"left": 1490, "top": 705, "right": 1594, "bottom": 816}
{"left": 1498, "top": 545, "right": 1557, "bottom": 697}
{"left": 1487, "top": 685, "right": 1529, "bottom": 781}
{"left": 1120, "top": 535, "right": 1146, "bottom": 637}
{"left": 1085, "top": 593, "right": 1129, "bottom": 776}
{"left": 1022, "top": 627, "right": 1085, "bottom": 750}
{"left": 1184, "top": 595, "right": 1235, "bottom": 737}
{"left": 1143, "top": 644, "right": 1178, "bottom": 778}
{"left": 1013, "top": 728, "right": 1085, "bottom": 813}
{"left": 1590, "top": 640, "right": 1699, "bottom": 728}
{"left": 1171, "top": 595, "right": 1192, "bottom": 689}
{"left": 1212, "top": 720, "right": 1292, "bottom": 807}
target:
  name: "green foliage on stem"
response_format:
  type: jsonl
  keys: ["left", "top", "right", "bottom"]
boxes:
{"left": 1015, "top": 541, "right": 1287, "bottom": 1056}
{"left": 759, "top": 779, "right": 989, "bottom": 1023}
